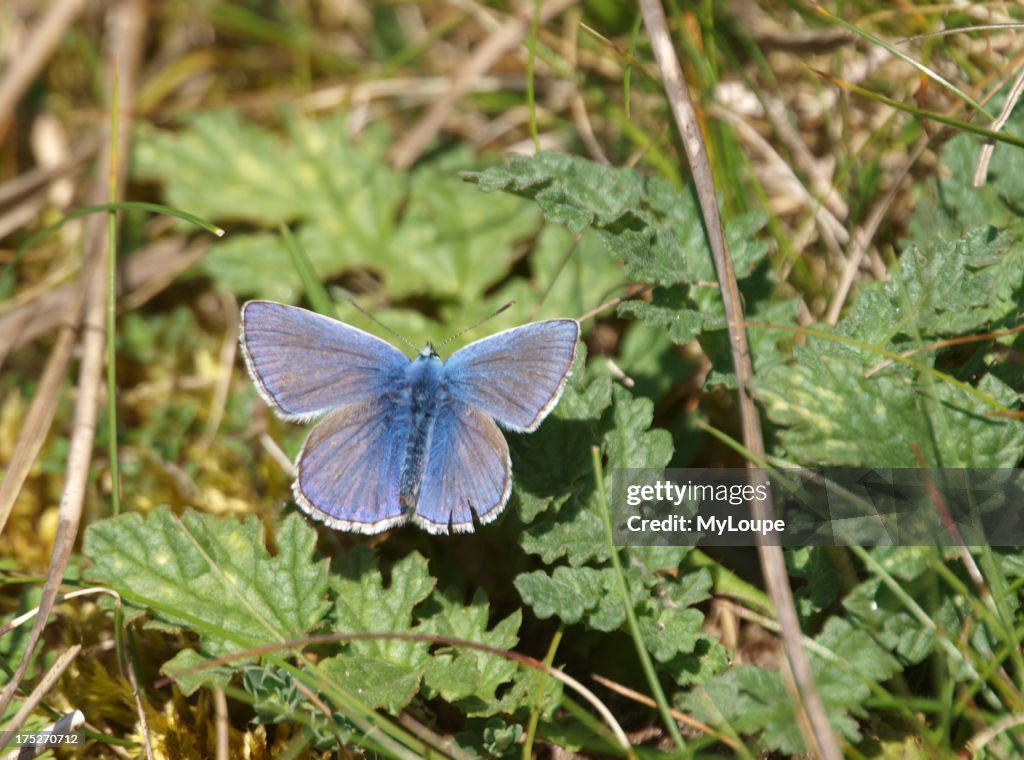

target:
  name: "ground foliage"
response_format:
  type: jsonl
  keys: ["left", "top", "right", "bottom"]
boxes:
{"left": 2, "top": 1, "right": 1024, "bottom": 758}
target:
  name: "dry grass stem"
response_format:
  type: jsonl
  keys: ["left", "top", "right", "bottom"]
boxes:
{"left": 0, "top": 0, "right": 89, "bottom": 131}
{"left": 389, "top": 0, "right": 579, "bottom": 168}
{"left": 638, "top": 2, "right": 842, "bottom": 758}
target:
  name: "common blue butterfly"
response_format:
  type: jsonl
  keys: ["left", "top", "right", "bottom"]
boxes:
{"left": 240, "top": 301, "right": 579, "bottom": 534}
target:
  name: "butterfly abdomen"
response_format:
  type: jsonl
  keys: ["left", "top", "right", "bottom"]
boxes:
{"left": 398, "top": 355, "right": 446, "bottom": 509}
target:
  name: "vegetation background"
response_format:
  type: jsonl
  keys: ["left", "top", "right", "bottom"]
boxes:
{"left": 1, "top": 0, "right": 1023, "bottom": 758}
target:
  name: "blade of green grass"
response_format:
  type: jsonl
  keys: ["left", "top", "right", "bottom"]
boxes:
{"left": 279, "top": 222, "right": 336, "bottom": 317}
{"left": 593, "top": 446, "right": 686, "bottom": 751}
{"left": 814, "top": 7, "right": 993, "bottom": 120}
{"left": 812, "top": 70, "right": 1024, "bottom": 150}
{"left": 13, "top": 201, "right": 224, "bottom": 262}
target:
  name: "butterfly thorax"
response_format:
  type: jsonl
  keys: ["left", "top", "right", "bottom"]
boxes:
{"left": 398, "top": 352, "right": 447, "bottom": 509}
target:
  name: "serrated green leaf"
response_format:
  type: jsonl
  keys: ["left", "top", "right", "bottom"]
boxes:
{"left": 519, "top": 486, "right": 606, "bottom": 567}
{"left": 454, "top": 717, "right": 523, "bottom": 759}
{"left": 161, "top": 648, "right": 233, "bottom": 696}
{"left": 617, "top": 322, "right": 696, "bottom": 402}
{"left": 685, "top": 615, "right": 902, "bottom": 753}
{"left": 465, "top": 152, "right": 647, "bottom": 232}
{"left": 317, "top": 653, "right": 423, "bottom": 712}
{"left": 815, "top": 617, "right": 902, "bottom": 686}
{"left": 663, "top": 636, "right": 731, "bottom": 686}
{"left": 514, "top": 566, "right": 604, "bottom": 624}
{"left": 243, "top": 665, "right": 356, "bottom": 749}
{"left": 840, "top": 228, "right": 1024, "bottom": 345}
{"left": 618, "top": 286, "right": 706, "bottom": 344}
{"left": 604, "top": 385, "right": 673, "bottom": 470}
{"left": 420, "top": 588, "right": 521, "bottom": 713}
{"left": 756, "top": 345, "right": 1024, "bottom": 467}
{"left": 843, "top": 576, "right": 935, "bottom": 665}
{"left": 244, "top": 665, "right": 302, "bottom": 725}
{"left": 83, "top": 509, "right": 330, "bottom": 666}
{"left": 136, "top": 114, "right": 550, "bottom": 307}
{"left": 510, "top": 352, "right": 608, "bottom": 525}
{"left": 907, "top": 111, "right": 1024, "bottom": 243}
{"left": 466, "top": 151, "right": 695, "bottom": 284}
{"left": 520, "top": 381, "right": 672, "bottom": 566}
{"left": 133, "top": 113, "right": 313, "bottom": 223}
{"left": 635, "top": 602, "right": 703, "bottom": 662}
{"left": 331, "top": 548, "right": 435, "bottom": 670}
{"left": 382, "top": 149, "right": 540, "bottom": 298}
{"left": 786, "top": 547, "right": 840, "bottom": 621}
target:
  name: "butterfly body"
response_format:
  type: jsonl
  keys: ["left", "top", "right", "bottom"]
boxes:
{"left": 240, "top": 301, "right": 579, "bottom": 534}
{"left": 396, "top": 348, "right": 445, "bottom": 509}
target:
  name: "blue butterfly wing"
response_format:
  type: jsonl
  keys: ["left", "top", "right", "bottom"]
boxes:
{"left": 240, "top": 300, "right": 408, "bottom": 421}
{"left": 294, "top": 398, "right": 411, "bottom": 533}
{"left": 412, "top": 401, "right": 510, "bottom": 534}
{"left": 444, "top": 319, "right": 579, "bottom": 432}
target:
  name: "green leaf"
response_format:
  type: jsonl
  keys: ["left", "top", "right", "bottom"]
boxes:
{"left": 616, "top": 321, "right": 696, "bottom": 403}
{"left": 243, "top": 665, "right": 355, "bottom": 749}
{"left": 685, "top": 617, "right": 901, "bottom": 753}
{"left": 454, "top": 717, "right": 524, "bottom": 759}
{"left": 331, "top": 548, "right": 435, "bottom": 670}
{"left": 323, "top": 549, "right": 532, "bottom": 715}
{"left": 815, "top": 616, "right": 902, "bottom": 686}
{"left": 604, "top": 385, "right": 673, "bottom": 470}
{"left": 514, "top": 566, "right": 605, "bottom": 624}
{"left": 786, "top": 548, "right": 840, "bottom": 621}
{"left": 420, "top": 588, "right": 521, "bottom": 714}
{"left": 843, "top": 576, "right": 935, "bottom": 665}
{"left": 135, "top": 114, "right": 546, "bottom": 307}
{"left": 634, "top": 566, "right": 712, "bottom": 662}
{"left": 162, "top": 648, "right": 233, "bottom": 695}
{"left": 511, "top": 356, "right": 609, "bottom": 525}
{"left": 755, "top": 343, "right": 1024, "bottom": 467}
{"left": 316, "top": 653, "right": 423, "bottom": 713}
{"left": 907, "top": 112, "right": 1024, "bottom": 243}
{"left": 520, "top": 381, "right": 671, "bottom": 566}
{"left": 83, "top": 509, "right": 330, "bottom": 695}
{"left": 382, "top": 149, "right": 541, "bottom": 299}
{"left": 839, "top": 228, "right": 1024, "bottom": 345}
{"left": 133, "top": 113, "right": 319, "bottom": 223}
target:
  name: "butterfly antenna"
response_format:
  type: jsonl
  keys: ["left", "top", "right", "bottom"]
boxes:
{"left": 348, "top": 299, "right": 418, "bottom": 352}
{"left": 436, "top": 301, "right": 515, "bottom": 349}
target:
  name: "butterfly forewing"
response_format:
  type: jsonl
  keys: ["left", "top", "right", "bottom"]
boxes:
{"left": 294, "top": 399, "right": 410, "bottom": 533}
{"left": 240, "top": 301, "right": 408, "bottom": 421}
{"left": 413, "top": 402, "right": 511, "bottom": 534}
{"left": 443, "top": 319, "right": 579, "bottom": 432}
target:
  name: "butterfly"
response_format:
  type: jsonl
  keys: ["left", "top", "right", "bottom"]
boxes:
{"left": 239, "top": 300, "right": 580, "bottom": 534}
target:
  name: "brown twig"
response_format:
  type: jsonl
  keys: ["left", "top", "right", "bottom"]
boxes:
{"left": 388, "top": 0, "right": 578, "bottom": 169}
{"left": 0, "top": 645, "right": 81, "bottom": 743}
{"left": 213, "top": 688, "right": 229, "bottom": 760}
{"left": 0, "top": 237, "right": 207, "bottom": 361}
{"left": 0, "top": 0, "right": 90, "bottom": 134}
{"left": 637, "top": 3, "right": 842, "bottom": 758}
{"left": 125, "top": 628, "right": 154, "bottom": 760}
{"left": 823, "top": 45, "right": 1024, "bottom": 324}
{"left": 590, "top": 673, "right": 739, "bottom": 750}
{"left": 974, "top": 64, "right": 1024, "bottom": 187}
{"left": 0, "top": 291, "right": 83, "bottom": 536}
{"left": 0, "top": 135, "right": 101, "bottom": 208}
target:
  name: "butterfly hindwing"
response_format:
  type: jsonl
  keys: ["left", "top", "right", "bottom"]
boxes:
{"left": 294, "top": 398, "right": 411, "bottom": 533}
{"left": 444, "top": 319, "right": 580, "bottom": 432}
{"left": 412, "top": 401, "right": 511, "bottom": 534}
{"left": 240, "top": 300, "right": 408, "bottom": 421}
